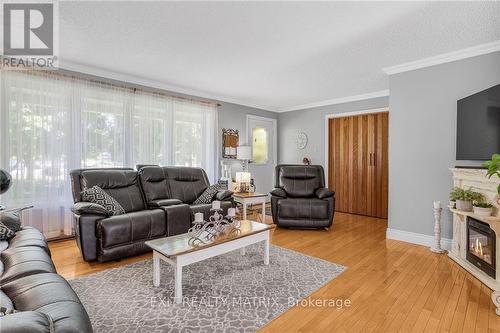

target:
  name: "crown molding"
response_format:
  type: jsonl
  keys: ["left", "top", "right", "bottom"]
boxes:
{"left": 58, "top": 60, "right": 278, "bottom": 112}
{"left": 383, "top": 40, "right": 500, "bottom": 75}
{"left": 276, "top": 90, "right": 390, "bottom": 113}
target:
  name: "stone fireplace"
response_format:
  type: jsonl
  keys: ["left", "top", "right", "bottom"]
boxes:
{"left": 449, "top": 168, "right": 500, "bottom": 314}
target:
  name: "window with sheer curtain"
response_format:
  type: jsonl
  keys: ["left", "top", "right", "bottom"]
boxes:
{"left": 0, "top": 70, "right": 218, "bottom": 239}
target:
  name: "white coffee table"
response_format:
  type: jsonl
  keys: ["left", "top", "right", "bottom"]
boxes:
{"left": 145, "top": 220, "right": 274, "bottom": 304}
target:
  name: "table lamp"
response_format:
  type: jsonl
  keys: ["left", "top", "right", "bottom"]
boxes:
{"left": 236, "top": 146, "right": 252, "bottom": 171}
{"left": 235, "top": 171, "right": 251, "bottom": 193}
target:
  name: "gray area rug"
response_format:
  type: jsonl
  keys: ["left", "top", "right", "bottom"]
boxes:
{"left": 70, "top": 245, "right": 345, "bottom": 333}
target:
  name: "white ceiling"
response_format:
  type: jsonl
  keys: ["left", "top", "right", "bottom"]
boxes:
{"left": 59, "top": 1, "right": 500, "bottom": 112}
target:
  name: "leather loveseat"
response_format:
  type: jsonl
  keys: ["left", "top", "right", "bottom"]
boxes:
{"left": 138, "top": 166, "right": 233, "bottom": 219}
{"left": 0, "top": 227, "right": 93, "bottom": 332}
{"left": 70, "top": 167, "right": 233, "bottom": 262}
{"left": 270, "top": 165, "right": 335, "bottom": 229}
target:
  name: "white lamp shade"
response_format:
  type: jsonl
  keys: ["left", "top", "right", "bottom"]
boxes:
{"left": 237, "top": 146, "right": 252, "bottom": 160}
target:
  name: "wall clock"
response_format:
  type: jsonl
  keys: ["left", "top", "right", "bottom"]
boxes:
{"left": 295, "top": 132, "right": 308, "bottom": 149}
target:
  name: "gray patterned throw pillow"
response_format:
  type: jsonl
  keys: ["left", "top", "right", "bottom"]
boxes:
{"left": 193, "top": 184, "right": 223, "bottom": 205}
{"left": 0, "top": 212, "right": 21, "bottom": 233}
{"left": 81, "top": 186, "right": 125, "bottom": 216}
{"left": 0, "top": 222, "right": 15, "bottom": 241}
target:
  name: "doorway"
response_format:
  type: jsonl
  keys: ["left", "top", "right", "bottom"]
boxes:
{"left": 326, "top": 109, "right": 389, "bottom": 218}
{"left": 246, "top": 115, "right": 277, "bottom": 194}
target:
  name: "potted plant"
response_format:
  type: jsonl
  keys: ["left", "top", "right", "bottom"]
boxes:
{"left": 449, "top": 187, "right": 460, "bottom": 208}
{"left": 449, "top": 187, "right": 482, "bottom": 212}
{"left": 482, "top": 153, "right": 500, "bottom": 195}
{"left": 473, "top": 201, "right": 494, "bottom": 217}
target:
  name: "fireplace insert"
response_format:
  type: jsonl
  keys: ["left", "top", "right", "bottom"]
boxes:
{"left": 466, "top": 217, "right": 496, "bottom": 279}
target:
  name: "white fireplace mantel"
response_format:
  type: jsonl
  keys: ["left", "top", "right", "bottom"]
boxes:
{"left": 449, "top": 168, "right": 500, "bottom": 314}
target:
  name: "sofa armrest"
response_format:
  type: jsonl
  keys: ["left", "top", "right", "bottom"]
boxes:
{"left": 315, "top": 188, "right": 334, "bottom": 199}
{"left": 148, "top": 199, "right": 183, "bottom": 208}
{"left": 0, "top": 311, "right": 53, "bottom": 333}
{"left": 71, "top": 202, "right": 109, "bottom": 216}
{"left": 73, "top": 214, "right": 105, "bottom": 262}
{"left": 270, "top": 188, "right": 287, "bottom": 198}
{"left": 215, "top": 190, "right": 233, "bottom": 201}
{"left": 163, "top": 204, "right": 192, "bottom": 236}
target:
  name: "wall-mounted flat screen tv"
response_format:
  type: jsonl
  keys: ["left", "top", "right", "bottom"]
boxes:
{"left": 456, "top": 84, "right": 500, "bottom": 161}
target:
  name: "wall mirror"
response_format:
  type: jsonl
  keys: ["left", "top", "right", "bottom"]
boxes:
{"left": 222, "top": 128, "right": 239, "bottom": 159}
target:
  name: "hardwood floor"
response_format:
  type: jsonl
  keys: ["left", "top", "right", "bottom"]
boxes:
{"left": 49, "top": 212, "right": 500, "bottom": 332}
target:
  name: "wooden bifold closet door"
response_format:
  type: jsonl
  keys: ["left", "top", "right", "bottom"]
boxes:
{"left": 328, "top": 112, "right": 388, "bottom": 218}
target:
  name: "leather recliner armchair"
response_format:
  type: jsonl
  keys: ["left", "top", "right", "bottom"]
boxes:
{"left": 270, "top": 165, "right": 335, "bottom": 229}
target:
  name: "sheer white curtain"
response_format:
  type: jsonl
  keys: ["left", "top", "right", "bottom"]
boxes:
{"left": 172, "top": 98, "right": 218, "bottom": 179}
{"left": 0, "top": 70, "right": 74, "bottom": 238}
{"left": 0, "top": 70, "right": 219, "bottom": 239}
{"left": 132, "top": 91, "right": 172, "bottom": 166}
{"left": 130, "top": 91, "right": 218, "bottom": 176}
{"left": 78, "top": 80, "right": 131, "bottom": 168}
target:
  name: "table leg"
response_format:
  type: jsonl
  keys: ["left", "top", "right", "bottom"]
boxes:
{"left": 153, "top": 252, "right": 160, "bottom": 287}
{"left": 174, "top": 261, "right": 182, "bottom": 304}
{"left": 242, "top": 203, "right": 247, "bottom": 220}
{"left": 261, "top": 201, "right": 266, "bottom": 223}
{"left": 264, "top": 231, "right": 270, "bottom": 265}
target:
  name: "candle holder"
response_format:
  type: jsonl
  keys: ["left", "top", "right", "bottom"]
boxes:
{"left": 431, "top": 202, "right": 446, "bottom": 254}
{"left": 188, "top": 208, "right": 240, "bottom": 246}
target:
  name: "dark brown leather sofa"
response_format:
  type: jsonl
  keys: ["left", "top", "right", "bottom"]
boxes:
{"left": 138, "top": 166, "right": 233, "bottom": 218}
{"left": 70, "top": 167, "right": 233, "bottom": 262}
{"left": 270, "top": 165, "right": 335, "bottom": 229}
{"left": 0, "top": 227, "right": 93, "bottom": 332}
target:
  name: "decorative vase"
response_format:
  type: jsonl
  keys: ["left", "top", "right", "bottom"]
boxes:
{"left": 456, "top": 200, "right": 473, "bottom": 212}
{"left": 473, "top": 206, "right": 493, "bottom": 217}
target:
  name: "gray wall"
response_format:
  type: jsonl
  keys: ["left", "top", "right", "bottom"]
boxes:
{"left": 218, "top": 102, "right": 278, "bottom": 147}
{"left": 218, "top": 102, "right": 278, "bottom": 189}
{"left": 278, "top": 97, "right": 389, "bottom": 167}
{"left": 389, "top": 51, "right": 500, "bottom": 239}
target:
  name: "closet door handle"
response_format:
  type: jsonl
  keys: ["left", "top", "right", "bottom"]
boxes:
{"left": 369, "top": 153, "right": 372, "bottom": 166}
{"left": 373, "top": 153, "right": 376, "bottom": 167}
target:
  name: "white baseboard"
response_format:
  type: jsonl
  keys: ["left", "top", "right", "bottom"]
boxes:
{"left": 386, "top": 228, "right": 452, "bottom": 251}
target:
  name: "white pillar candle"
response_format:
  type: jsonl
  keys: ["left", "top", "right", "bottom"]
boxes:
{"left": 227, "top": 208, "right": 236, "bottom": 217}
{"left": 212, "top": 200, "right": 221, "bottom": 210}
{"left": 433, "top": 201, "right": 441, "bottom": 209}
{"left": 235, "top": 172, "right": 243, "bottom": 183}
{"left": 241, "top": 172, "right": 251, "bottom": 183}
{"left": 194, "top": 212, "right": 204, "bottom": 223}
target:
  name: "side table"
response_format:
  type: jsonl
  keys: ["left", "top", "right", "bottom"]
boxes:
{"left": 232, "top": 192, "right": 268, "bottom": 222}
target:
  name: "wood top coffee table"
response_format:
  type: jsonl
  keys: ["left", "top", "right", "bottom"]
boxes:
{"left": 145, "top": 220, "right": 274, "bottom": 304}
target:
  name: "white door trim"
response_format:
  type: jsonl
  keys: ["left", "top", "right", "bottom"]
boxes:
{"left": 246, "top": 114, "right": 278, "bottom": 167}
{"left": 323, "top": 107, "right": 389, "bottom": 187}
